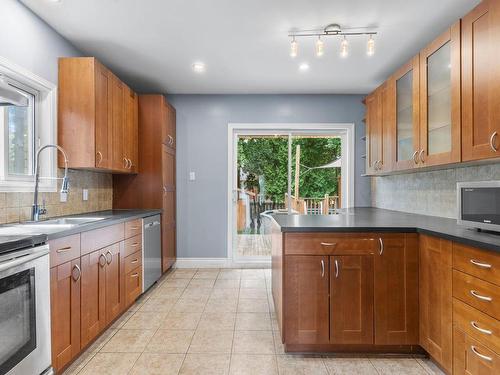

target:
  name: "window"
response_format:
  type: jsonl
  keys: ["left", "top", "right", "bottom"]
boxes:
{"left": 0, "top": 57, "right": 57, "bottom": 192}
{"left": 0, "top": 79, "right": 36, "bottom": 179}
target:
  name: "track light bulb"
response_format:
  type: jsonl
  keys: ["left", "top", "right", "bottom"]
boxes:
{"left": 340, "top": 37, "right": 349, "bottom": 58}
{"left": 290, "top": 37, "right": 298, "bottom": 58}
{"left": 315, "top": 36, "right": 324, "bottom": 57}
{"left": 367, "top": 35, "right": 375, "bottom": 56}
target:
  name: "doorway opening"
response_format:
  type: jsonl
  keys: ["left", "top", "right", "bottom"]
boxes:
{"left": 228, "top": 124, "right": 355, "bottom": 265}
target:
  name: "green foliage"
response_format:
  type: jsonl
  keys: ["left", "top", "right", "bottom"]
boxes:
{"left": 237, "top": 137, "right": 341, "bottom": 202}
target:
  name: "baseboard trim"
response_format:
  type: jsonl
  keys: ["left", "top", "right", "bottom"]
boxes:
{"left": 174, "top": 258, "right": 271, "bottom": 269}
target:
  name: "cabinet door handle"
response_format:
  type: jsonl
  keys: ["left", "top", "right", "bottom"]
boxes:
{"left": 56, "top": 246, "right": 72, "bottom": 253}
{"left": 470, "top": 259, "right": 492, "bottom": 269}
{"left": 490, "top": 132, "right": 498, "bottom": 152}
{"left": 334, "top": 259, "right": 339, "bottom": 278}
{"left": 320, "top": 259, "right": 325, "bottom": 278}
{"left": 71, "top": 264, "right": 81, "bottom": 282}
{"left": 320, "top": 242, "right": 337, "bottom": 247}
{"left": 470, "top": 346, "right": 493, "bottom": 362}
{"left": 106, "top": 250, "right": 113, "bottom": 265}
{"left": 99, "top": 254, "right": 107, "bottom": 267}
{"left": 419, "top": 149, "right": 425, "bottom": 163}
{"left": 471, "top": 321, "right": 493, "bottom": 335}
{"left": 123, "top": 157, "right": 129, "bottom": 169}
{"left": 470, "top": 290, "right": 493, "bottom": 302}
{"left": 378, "top": 237, "right": 384, "bottom": 255}
{"left": 412, "top": 150, "right": 419, "bottom": 164}
{"left": 96, "top": 151, "right": 103, "bottom": 167}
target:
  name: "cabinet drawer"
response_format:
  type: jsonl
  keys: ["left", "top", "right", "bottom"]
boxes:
{"left": 284, "top": 233, "right": 379, "bottom": 255}
{"left": 125, "top": 250, "right": 142, "bottom": 274}
{"left": 49, "top": 234, "right": 81, "bottom": 267}
{"left": 125, "top": 266, "right": 142, "bottom": 306}
{"left": 453, "top": 243, "right": 500, "bottom": 286}
{"left": 453, "top": 270, "right": 500, "bottom": 320}
{"left": 453, "top": 298, "right": 500, "bottom": 354}
{"left": 453, "top": 327, "right": 500, "bottom": 375}
{"left": 81, "top": 223, "right": 124, "bottom": 255}
{"left": 125, "top": 219, "right": 142, "bottom": 239}
{"left": 124, "top": 234, "right": 142, "bottom": 257}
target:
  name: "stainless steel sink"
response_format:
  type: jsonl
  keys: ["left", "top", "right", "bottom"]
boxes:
{"left": 0, "top": 216, "right": 108, "bottom": 235}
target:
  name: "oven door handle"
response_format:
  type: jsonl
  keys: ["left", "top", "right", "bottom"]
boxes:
{"left": 0, "top": 246, "right": 49, "bottom": 273}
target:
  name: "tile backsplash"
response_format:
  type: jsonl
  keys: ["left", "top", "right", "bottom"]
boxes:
{"left": 371, "top": 163, "right": 500, "bottom": 219}
{"left": 0, "top": 169, "right": 112, "bottom": 224}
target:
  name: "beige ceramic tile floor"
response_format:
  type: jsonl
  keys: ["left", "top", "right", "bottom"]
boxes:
{"left": 63, "top": 268, "right": 444, "bottom": 375}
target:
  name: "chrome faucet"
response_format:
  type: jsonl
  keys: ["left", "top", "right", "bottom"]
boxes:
{"left": 31, "top": 144, "right": 69, "bottom": 222}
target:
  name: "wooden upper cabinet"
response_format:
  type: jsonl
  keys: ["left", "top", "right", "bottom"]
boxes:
{"left": 284, "top": 255, "right": 330, "bottom": 345}
{"left": 124, "top": 88, "right": 139, "bottom": 173}
{"left": 462, "top": 0, "right": 500, "bottom": 161}
{"left": 58, "top": 57, "right": 138, "bottom": 173}
{"left": 330, "top": 255, "right": 374, "bottom": 344}
{"left": 393, "top": 56, "right": 420, "bottom": 171}
{"left": 419, "top": 21, "right": 461, "bottom": 167}
{"left": 50, "top": 259, "right": 81, "bottom": 373}
{"left": 419, "top": 235, "right": 453, "bottom": 373}
{"left": 374, "top": 234, "right": 419, "bottom": 345}
{"left": 163, "top": 100, "right": 176, "bottom": 149}
{"left": 365, "top": 89, "right": 382, "bottom": 174}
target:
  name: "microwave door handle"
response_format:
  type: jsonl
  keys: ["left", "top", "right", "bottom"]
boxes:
{"left": 0, "top": 246, "right": 49, "bottom": 273}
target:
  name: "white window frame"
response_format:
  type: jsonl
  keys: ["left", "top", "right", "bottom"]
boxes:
{"left": 0, "top": 56, "right": 57, "bottom": 192}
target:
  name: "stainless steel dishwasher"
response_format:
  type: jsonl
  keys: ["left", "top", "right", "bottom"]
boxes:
{"left": 143, "top": 215, "right": 162, "bottom": 291}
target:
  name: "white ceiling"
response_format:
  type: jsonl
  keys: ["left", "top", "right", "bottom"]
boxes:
{"left": 21, "top": 0, "right": 479, "bottom": 94}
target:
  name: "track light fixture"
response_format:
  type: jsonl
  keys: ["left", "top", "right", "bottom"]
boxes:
{"left": 288, "top": 23, "right": 377, "bottom": 58}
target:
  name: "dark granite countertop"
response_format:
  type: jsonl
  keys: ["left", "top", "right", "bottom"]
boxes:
{"left": 0, "top": 209, "right": 162, "bottom": 251}
{"left": 271, "top": 207, "right": 500, "bottom": 254}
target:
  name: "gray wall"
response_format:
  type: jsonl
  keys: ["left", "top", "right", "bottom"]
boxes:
{"left": 1, "top": 0, "right": 80, "bottom": 83}
{"left": 167, "top": 94, "right": 369, "bottom": 259}
{"left": 371, "top": 163, "right": 500, "bottom": 219}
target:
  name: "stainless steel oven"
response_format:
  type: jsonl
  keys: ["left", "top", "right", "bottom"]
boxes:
{"left": 0, "top": 244, "right": 52, "bottom": 375}
{"left": 457, "top": 181, "right": 500, "bottom": 232}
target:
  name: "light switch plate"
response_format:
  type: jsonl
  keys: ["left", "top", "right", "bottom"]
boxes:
{"left": 82, "top": 189, "right": 89, "bottom": 201}
{"left": 189, "top": 171, "right": 196, "bottom": 181}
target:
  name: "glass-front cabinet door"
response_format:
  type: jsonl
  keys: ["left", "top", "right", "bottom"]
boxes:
{"left": 419, "top": 22, "right": 461, "bottom": 166}
{"left": 393, "top": 56, "right": 420, "bottom": 171}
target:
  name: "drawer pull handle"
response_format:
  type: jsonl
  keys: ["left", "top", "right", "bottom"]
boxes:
{"left": 131, "top": 243, "right": 140, "bottom": 247}
{"left": 471, "top": 321, "right": 492, "bottom": 335}
{"left": 131, "top": 273, "right": 139, "bottom": 278}
{"left": 131, "top": 259, "right": 138, "bottom": 264}
{"left": 130, "top": 226, "right": 139, "bottom": 230}
{"left": 470, "top": 290, "right": 493, "bottom": 302}
{"left": 470, "top": 259, "right": 492, "bottom": 269}
{"left": 320, "top": 242, "right": 337, "bottom": 247}
{"left": 56, "top": 246, "right": 72, "bottom": 253}
{"left": 471, "top": 345, "right": 493, "bottom": 362}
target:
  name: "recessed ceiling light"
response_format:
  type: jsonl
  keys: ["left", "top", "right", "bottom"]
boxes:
{"left": 192, "top": 62, "right": 206, "bottom": 73}
{"left": 299, "top": 63, "right": 310, "bottom": 72}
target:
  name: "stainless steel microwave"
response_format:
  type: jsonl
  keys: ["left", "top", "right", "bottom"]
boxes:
{"left": 457, "top": 181, "right": 500, "bottom": 232}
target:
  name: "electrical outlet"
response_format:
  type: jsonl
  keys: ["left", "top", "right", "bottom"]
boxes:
{"left": 60, "top": 191, "right": 68, "bottom": 202}
{"left": 82, "top": 189, "right": 89, "bottom": 201}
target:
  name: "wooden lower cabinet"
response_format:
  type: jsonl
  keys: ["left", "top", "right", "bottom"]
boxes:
{"left": 80, "top": 249, "right": 106, "bottom": 348}
{"left": 374, "top": 234, "right": 419, "bottom": 345}
{"left": 104, "top": 242, "right": 125, "bottom": 324}
{"left": 330, "top": 255, "right": 374, "bottom": 344}
{"left": 125, "top": 265, "right": 143, "bottom": 306}
{"left": 284, "top": 255, "right": 329, "bottom": 345}
{"left": 419, "top": 235, "right": 453, "bottom": 373}
{"left": 50, "top": 259, "right": 81, "bottom": 372}
{"left": 453, "top": 327, "right": 500, "bottom": 374}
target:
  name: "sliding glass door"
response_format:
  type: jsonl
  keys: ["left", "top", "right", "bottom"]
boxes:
{"left": 230, "top": 127, "right": 347, "bottom": 263}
